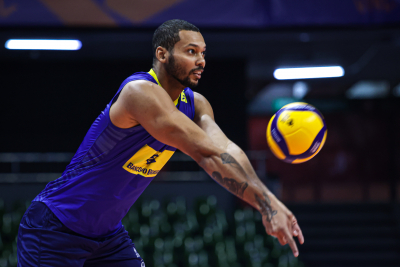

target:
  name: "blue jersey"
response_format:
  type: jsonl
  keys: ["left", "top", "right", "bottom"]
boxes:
{"left": 34, "top": 69, "right": 195, "bottom": 238}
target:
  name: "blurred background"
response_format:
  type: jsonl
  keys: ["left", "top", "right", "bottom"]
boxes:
{"left": 1, "top": 0, "right": 400, "bottom": 266}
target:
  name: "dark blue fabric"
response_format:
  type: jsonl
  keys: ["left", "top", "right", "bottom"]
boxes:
{"left": 17, "top": 201, "right": 144, "bottom": 267}
{"left": 33, "top": 71, "right": 195, "bottom": 238}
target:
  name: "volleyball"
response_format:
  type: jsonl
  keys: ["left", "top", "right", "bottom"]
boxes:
{"left": 266, "top": 102, "right": 327, "bottom": 164}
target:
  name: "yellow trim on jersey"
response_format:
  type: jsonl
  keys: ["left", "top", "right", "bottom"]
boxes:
{"left": 148, "top": 69, "right": 161, "bottom": 87}
{"left": 148, "top": 69, "right": 181, "bottom": 106}
{"left": 123, "top": 144, "right": 175, "bottom": 178}
{"left": 173, "top": 96, "right": 179, "bottom": 106}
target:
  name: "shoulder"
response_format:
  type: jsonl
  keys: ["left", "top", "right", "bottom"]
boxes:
{"left": 193, "top": 91, "right": 214, "bottom": 123}
{"left": 118, "top": 79, "right": 170, "bottom": 105}
{"left": 123, "top": 79, "right": 161, "bottom": 95}
{"left": 110, "top": 79, "right": 176, "bottom": 128}
{"left": 193, "top": 91, "right": 208, "bottom": 104}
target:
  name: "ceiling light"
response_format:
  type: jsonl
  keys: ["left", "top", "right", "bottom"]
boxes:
{"left": 5, "top": 39, "right": 82, "bottom": 50}
{"left": 274, "top": 66, "right": 344, "bottom": 80}
{"left": 346, "top": 80, "right": 390, "bottom": 99}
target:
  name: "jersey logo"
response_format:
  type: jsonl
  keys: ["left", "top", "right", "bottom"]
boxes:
{"left": 181, "top": 92, "right": 187, "bottom": 103}
{"left": 146, "top": 154, "right": 159, "bottom": 164}
{"left": 123, "top": 144, "right": 174, "bottom": 178}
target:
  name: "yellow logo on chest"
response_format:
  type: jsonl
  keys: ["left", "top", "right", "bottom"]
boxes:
{"left": 123, "top": 144, "right": 174, "bottom": 177}
{"left": 181, "top": 91, "right": 187, "bottom": 103}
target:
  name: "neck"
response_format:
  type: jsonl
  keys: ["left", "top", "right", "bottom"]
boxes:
{"left": 152, "top": 65, "right": 185, "bottom": 102}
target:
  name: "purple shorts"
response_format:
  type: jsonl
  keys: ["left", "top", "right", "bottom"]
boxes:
{"left": 17, "top": 201, "right": 144, "bottom": 267}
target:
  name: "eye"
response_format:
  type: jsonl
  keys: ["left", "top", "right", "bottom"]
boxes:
{"left": 202, "top": 51, "right": 206, "bottom": 57}
{"left": 188, "top": 49, "right": 195, "bottom": 54}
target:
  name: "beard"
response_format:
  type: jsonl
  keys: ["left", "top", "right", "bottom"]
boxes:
{"left": 165, "top": 54, "right": 202, "bottom": 88}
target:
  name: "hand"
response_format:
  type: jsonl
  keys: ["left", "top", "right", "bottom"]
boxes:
{"left": 260, "top": 193, "right": 304, "bottom": 257}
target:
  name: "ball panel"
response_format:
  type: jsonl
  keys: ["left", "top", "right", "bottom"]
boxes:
{"left": 295, "top": 126, "right": 327, "bottom": 159}
{"left": 284, "top": 129, "right": 313, "bottom": 155}
{"left": 276, "top": 110, "right": 302, "bottom": 136}
{"left": 267, "top": 136, "right": 286, "bottom": 160}
{"left": 292, "top": 156, "right": 313, "bottom": 164}
{"left": 266, "top": 115, "right": 286, "bottom": 160}
{"left": 270, "top": 113, "right": 290, "bottom": 156}
{"left": 266, "top": 114, "right": 275, "bottom": 137}
{"left": 292, "top": 130, "right": 327, "bottom": 164}
{"left": 301, "top": 111, "right": 324, "bottom": 138}
{"left": 281, "top": 102, "right": 309, "bottom": 110}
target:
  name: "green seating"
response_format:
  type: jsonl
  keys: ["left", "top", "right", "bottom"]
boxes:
{"left": 124, "top": 196, "right": 303, "bottom": 267}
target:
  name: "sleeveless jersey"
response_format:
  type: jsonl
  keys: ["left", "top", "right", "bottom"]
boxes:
{"left": 33, "top": 69, "right": 195, "bottom": 238}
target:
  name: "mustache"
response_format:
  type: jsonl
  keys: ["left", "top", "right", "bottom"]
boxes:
{"left": 189, "top": 67, "right": 204, "bottom": 74}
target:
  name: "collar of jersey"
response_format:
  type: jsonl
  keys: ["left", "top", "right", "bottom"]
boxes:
{"left": 148, "top": 69, "right": 180, "bottom": 106}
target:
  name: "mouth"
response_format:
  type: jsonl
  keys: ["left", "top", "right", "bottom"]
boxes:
{"left": 192, "top": 70, "right": 203, "bottom": 79}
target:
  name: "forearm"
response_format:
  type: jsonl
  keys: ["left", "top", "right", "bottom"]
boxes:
{"left": 192, "top": 98, "right": 302, "bottom": 255}
{"left": 225, "top": 141, "right": 278, "bottom": 220}
{"left": 197, "top": 150, "right": 278, "bottom": 222}
{"left": 226, "top": 140, "right": 269, "bottom": 192}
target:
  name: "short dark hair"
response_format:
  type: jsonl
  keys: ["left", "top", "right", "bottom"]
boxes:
{"left": 152, "top": 19, "right": 200, "bottom": 63}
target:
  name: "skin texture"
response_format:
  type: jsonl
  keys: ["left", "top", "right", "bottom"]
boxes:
{"left": 110, "top": 30, "right": 304, "bottom": 257}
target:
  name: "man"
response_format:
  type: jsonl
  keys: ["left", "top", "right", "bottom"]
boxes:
{"left": 18, "top": 19, "right": 304, "bottom": 266}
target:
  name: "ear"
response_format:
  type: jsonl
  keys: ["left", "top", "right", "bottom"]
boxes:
{"left": 155, "top": 46, "right": 168, "bottom": 63}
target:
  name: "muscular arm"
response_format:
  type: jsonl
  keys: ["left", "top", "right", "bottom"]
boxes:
{"left": 193, "top": 92, "right": 304, "bottom": 255}
{"left": 110, "top": 81, "right": 303, "bottom": 256}
{"left": 110, "top": 81, "right": 252, "bottom": 194}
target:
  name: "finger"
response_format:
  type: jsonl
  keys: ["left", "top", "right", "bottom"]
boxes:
{"left": 291, "top": 216, "right": 304, "bottom": 244}
{"left": 291, "top": 216, "right": 297, "bottom": 235}
{"left": 284, "top": 229, "right": 299, "bottom": 257}
{"left": 277, "top": 233, "right": 287, "bottom": 246}
{"left": 293, "top": 223, "right": 304, "bottom": 244}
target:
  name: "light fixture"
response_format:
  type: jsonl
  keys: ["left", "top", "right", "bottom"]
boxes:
{"left": 5, "top": 39, "right": 82, "bottom": 50}
{"left": 292, "top": 81, "right": 309, "bottom": 99}
{"left": 274, "top": 66, "right": 344, "bottom": 80}
{"left": 346, "top": 80, "right": 390, "bottom": 99}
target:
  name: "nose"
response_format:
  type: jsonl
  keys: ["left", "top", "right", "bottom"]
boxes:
{"left": 196, "top": 55, "right": 205, "bottom": 68}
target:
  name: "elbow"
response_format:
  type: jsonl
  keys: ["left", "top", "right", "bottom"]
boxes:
{"left": 195, "top": 153, "right": 210, "bottom": 170}
{"left": 191, "top": 146, "right": 220, "bottom": 171}
{"left": 191, "top": 148, "right": 210, "bottom": 167}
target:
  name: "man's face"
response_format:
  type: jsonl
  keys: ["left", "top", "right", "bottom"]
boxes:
{"left": 165, "top": 30, "right": 206, "bottom": 88}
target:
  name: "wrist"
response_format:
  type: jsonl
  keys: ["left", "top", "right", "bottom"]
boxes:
{"left": 252, "top": 191, "right": 278, "bottom": 221}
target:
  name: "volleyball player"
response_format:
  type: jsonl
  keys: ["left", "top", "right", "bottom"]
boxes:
{"left": 17, "top": 19, "right": 304, "bottom": 267}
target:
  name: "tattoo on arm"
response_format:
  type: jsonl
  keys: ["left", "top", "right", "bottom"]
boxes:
{"left": 212, "top": 171, "right": 248, "bottom": 197}
{"left": 255, "top": 193, "right": 278, "bottom": 222}
{"left": 220, "top": 153, "right": 241, "bottom": 168}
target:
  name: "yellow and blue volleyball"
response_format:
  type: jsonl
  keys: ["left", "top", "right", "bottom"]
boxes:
{"left": 266, "top": 102, "right": 327, "bottom": 164}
